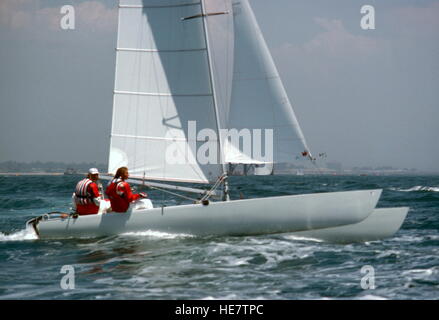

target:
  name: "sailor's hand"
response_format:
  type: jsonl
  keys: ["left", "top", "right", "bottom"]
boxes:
{"left": 139, "top": 192, "right": 148, "bottom": 198}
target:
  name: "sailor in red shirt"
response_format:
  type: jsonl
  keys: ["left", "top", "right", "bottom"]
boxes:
{"left": 73, "top": 168, "right": 102, "bottom": 215}
{"left": 105, "top": 167, "right": 147, "bottom": 213}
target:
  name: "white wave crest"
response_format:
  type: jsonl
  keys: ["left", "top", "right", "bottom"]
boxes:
{"left": 357, "top": 295, "right": 388, "bottom": 300}
{"left": 402, "top": 268, "right": 437, "bottom": 277}
{"left": 376, "top": 250, "right": 401, "bottom": 259}
{"left": 120, "top": 229, "right": 194, "bottom": 239}
{"left": 389, "top": 186, "right": 439, "bottom": 192}
{"left": 0, "top": 226, "right": 38, "bottom": 242}
{"left": 283, "top": 234, "right": 324, "bottom": 243}
{"left": 202, "top": 294, "right": 239, "bottom": 300}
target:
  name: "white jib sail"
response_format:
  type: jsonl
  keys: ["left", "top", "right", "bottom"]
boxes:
{"left": 108, "top": 0, "right": 224, "bottom": 183}
{"left": 226, "top": 0, "right": 311, "bottom": 165}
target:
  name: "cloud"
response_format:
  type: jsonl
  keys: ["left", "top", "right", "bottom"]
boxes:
{"left": 271, "top": 17, "right": 393, "bottom": 82}
{"left": 0, "top": 0, "right": 33, "bottom": 29}
{"left": 394, "top": 2, "right": 439, "bottom": 27}
{"left": 275, "top": 17, "right": 382, "bottom": 60}
{"left": 73, "top": 2, "right": 118, "bottom": 32}
{"left": 0, "top": 0, "right": 117, "bottom": 32}
{"left": 390, "top": 2, "right": 439, "bottom": 37}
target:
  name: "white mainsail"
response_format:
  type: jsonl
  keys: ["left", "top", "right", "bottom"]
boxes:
{"left": 108, "top": 0, "right": 225, "bottom": 183}
{"left": 225, "top": 0, "right": 311, "bottom": 165}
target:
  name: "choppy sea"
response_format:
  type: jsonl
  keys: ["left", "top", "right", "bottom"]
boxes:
{"left": 0, "top": 174, "right": 438, "bottom": 300}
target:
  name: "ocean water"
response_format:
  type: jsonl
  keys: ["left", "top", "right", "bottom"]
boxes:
{"left": 0, "top": 174, "right": 438, "bottom": 300}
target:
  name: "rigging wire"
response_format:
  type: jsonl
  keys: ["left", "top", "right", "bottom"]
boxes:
{"left": 200, "top": 174, "right": 226, "bottom": 202}
{"left": 139, "top": 174, "right": 226, "bottom": 204}
{"left": 143, "top": 181, "right": 199, "bottom": 202}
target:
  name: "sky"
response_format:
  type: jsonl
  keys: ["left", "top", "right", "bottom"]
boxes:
{"left": 0, "top": 0, "right": 438, "bottom": 171}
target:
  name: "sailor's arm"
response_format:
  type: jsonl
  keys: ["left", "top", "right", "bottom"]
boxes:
{"left": 89, "top": 183, "right": 102, "bottom": 206}
{"left": 122, "top": 182, "right": 147, "bottom": 202}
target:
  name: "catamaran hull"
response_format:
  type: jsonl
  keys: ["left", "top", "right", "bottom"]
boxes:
{"left": 30, "top": 190, "right": 382, "bottom": 239}
{"left": 291, "top": 207, "right": 409, "bottom": 243}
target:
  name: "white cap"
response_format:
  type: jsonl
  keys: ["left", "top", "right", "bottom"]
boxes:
{"left": 89, "top": 168, "right": 99, "bottom": 175}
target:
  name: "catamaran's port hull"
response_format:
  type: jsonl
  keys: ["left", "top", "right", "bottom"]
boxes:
{"left": 30, "top": 190, "right": 384, "bottom": 239}
{"left": 291, "top": 207, "right": 409, "bottom": 243}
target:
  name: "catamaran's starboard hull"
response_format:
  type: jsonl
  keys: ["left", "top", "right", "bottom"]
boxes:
{"left": 30, "top": 190, "right": 383, "bottom": 239}
{"left": 290, "top": 207, "right": 409, "bottom": 243}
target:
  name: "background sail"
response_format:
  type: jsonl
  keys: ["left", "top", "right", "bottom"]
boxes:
{"left": 108, "top": 0, "right": 223, "bottom": 183}
{"left": 226, "top": 0, "right": 311, "bottom": 165}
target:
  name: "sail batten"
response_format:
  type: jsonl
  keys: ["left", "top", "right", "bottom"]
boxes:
{"left": 116, "top": 47, "right": 207, "bottom": 53}
{"left": 119, "top": 3, "right": 200, "bottom": 9}
{"left": 111, "top": 133, "right": 219, "bottom": 142}
{"left": 114, "top": 90, "right": 213, "bottom": 97}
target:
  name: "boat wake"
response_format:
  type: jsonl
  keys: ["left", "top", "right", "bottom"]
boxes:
{"left": 390, "top": 186, "right": 439, "bottom": 192}
{"left": 0, "top": 226, "right": 38, "bottom": 242}
{"left": 120, "top": 230, "right": 194, "bottom": 240}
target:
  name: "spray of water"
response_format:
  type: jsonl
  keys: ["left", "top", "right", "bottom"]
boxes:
{"left": 0, "top": 225, "right": 38, "bottom": 242}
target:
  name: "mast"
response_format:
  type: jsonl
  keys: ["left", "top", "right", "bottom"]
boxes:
{"left": 199, "top": 0, "right": 230, "bottom": 201}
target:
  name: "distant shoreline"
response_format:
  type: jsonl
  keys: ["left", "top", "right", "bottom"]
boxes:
{"left": 0, "top": 172, "right": 82, "bottom": 176}
{"left": 1, "top": 172, "right": 437, "bottom": 177}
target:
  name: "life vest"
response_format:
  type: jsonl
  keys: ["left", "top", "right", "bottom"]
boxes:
{"left": 106, "top": 178, "right": 140, "bottom": 213}
{"left": 74, "top": 178, "right": 95, "bottom": 205}
{"left": 106, "top": 178, "right": 123, "bottom": 196}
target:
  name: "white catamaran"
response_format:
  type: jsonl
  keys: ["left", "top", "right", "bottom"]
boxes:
{"left": 27, "top": 0, "right": 408, "bottom": 242}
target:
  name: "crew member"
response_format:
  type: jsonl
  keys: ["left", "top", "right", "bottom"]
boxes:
{"left": 73, "top": 168, "right": 102, "bottom": 215}
{"left": 105, "top": 167, "right": 147, "bottom": 213}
